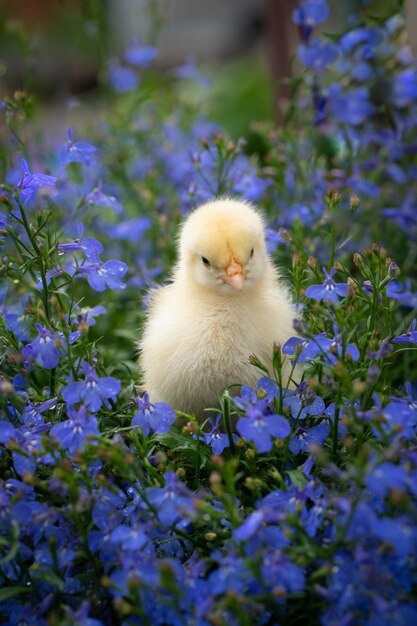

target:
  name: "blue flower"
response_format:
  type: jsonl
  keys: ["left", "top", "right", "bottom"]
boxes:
{"left": 283, "top": 331, "right": 360, "bottom": 365}
{"left": 27, "top": 323, "right": 64, "bottom": 369}
{"left": 284, "top": 381, "right": 325, "bottom": 420}
{"left": 200, "top": 414, "right": 238, "bottom": 454}
{"left": 17, "top": 158, "right": 57, "bottom": 203}
{"left": 293, "top": 0, "right": 329, "bottom": 42}
{"left": 124, "top": 40, "right": 158, "bottom": 67}
{"left": 0, "top": 211, "right": 7, "bottom": 240}
{"left": 146, "top": 471, "right": 195, "bottom": 526}
{"left": 392, "top": 69, "right": 417, "bottom": 108}
{"left": 233, "top": 173, "right": 271, "bottom": 202}
{"left": 393, "top": 319, "right": 417, "bottom": 345}
{"left": 289, "top": 422, "right": 330, "bottom": 454}
{"left": 85, "top": 183, "right": 123, "bottom": 215}
{"left": 327, "top": 84, "right": 373, "bottom": 125}
{"left": 0, "top": 420, "right": 16, "bottom": 443}
{"left": 365, "top": 461, "right": 407, "bottom": 500}
{"left": 11, "top": 423, "right": 52, "bottom": 476}
{"left": 60, "top": 128, "right": 96, "bottom": 166}
{"left": 58, "top": 223, "right": 104, "bottom": 260}
{"left": 132, "top": 393, "right": 176, "bottom": 436}
{"left": 108, "top": 60, "right": 140, "bottom": 92}
{"left": 262, "top": 552, "right": 306, "bottom": 594}
{"left": 65, "top": 601, "right": 105, "bottom": 626}
{"left": 71, "top": 304, "right": 107, "bottom": 328}
{"left": 50, "top": 405, "right": 99, "bottom": 453}
{"left": 305, "top": 267, "right": 348, "bottom": 304}
{"left": 108, "top": 216, "right": 152, "bottom": 242}
{"left": 339, "top": 26, "right": 378, "bottom": 53}
{"left": 62, "top": 361, "right": 121, "bottom": 411}
{"left": 20, "top": 397, "right": 58, "bottom": 426}
{"left": 382, "top": 195, "right": 417, "bottom": 235}
{"left": 386, "top": 281, "right": 417, "bottom": 307}
{"left": 78, "top": 258, "right": 128, "bottom": 291}
{"left": 298, "top": 39, "right": 338, "bottom": 74}
{"left": 382, "top": 382, "right": 417, "bottom": 439}
{"left": 174, "top": 56, "right": 211, "bottom": 88}
{"left": 237, "top": 401, "right": 290, "bottom": 453}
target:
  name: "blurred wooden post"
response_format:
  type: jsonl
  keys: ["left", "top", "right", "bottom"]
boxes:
{"left": 264, "top": 0, "right": 296, "bottom": 125}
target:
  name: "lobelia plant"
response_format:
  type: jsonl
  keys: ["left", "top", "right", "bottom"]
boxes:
{"left": 1, "top": 1, "right": 417, "bottom": 624}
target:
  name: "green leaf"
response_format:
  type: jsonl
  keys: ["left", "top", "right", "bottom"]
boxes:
{"left": 285, "top": 469, "right": 307, "bottom": 488}
{"left": 0, "top": 586, "right": 29, "bottom": 602}
{"left": 33, "top": 569, "right": 64, "bottom": 591}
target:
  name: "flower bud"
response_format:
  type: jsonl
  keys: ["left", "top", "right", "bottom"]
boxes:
{"left": 278, "top": 227, "right": 292, "bottom": 243}
{"left": 350, "top": 194, "right": 360, "bottom": 210}
{"left": 353, "top": 252, "right": 363, "bottom": 267}
{"left": 388, "top": 261, "right": 400, "bottom": 278}
{"left": 366, "top": 364, "right": 381, "bottom": 385}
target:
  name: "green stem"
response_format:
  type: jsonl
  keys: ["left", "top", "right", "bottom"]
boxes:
{"left": 332, "top": 405, "right": 340, "bottom": 459}
{"left": 16, "top": 197, "right": 51, "bottom": 322}
{"left": 221, "top": 391, "right": 236, "bottom": 455}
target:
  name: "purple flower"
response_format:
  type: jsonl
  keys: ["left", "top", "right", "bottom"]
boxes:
{"left": 18, "top": 158, "right": 57, "bottom": 203}
{"left": 393, "top": 319, "right": 417, "bottom": 345}
{"left": 132, "top": 393, "right": 176, "bottom": 436}
{"left": 298, "top": 39, "right": 338, "bottom": 73}
{"left": 60, "top": 128, "right": 96, "bottom": 166}
{"left": 124, "top": 40, "right": 158, "bottom": 67}
{"left": 108, "top": 61, "right": 140, "bottom": 92}
{"left": 50, "top": 404, "right": 99, "bottom": 453}
{"left": 392, "top": 69, "right": 417, "bottom": 108}
{"left": 200, "top": 414, "right": 238, "bottom": 454}
{"left": 62, "top": 361, "right": 121, "bottom": 411}
{"left": 305, "top": 267, "right": 348, "bottom": 304}
{"left": 146, "top": 471, "right": 195, "bottom": 526}
{"left": 237, "top": 401, "right": 290, "bottom": 453}
{"left": 78, "top": 258, "right": 128, "bottom": 291}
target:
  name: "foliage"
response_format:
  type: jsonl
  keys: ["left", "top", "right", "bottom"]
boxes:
{"left": 1, "top": 1, "right": 417, "bottom": 624}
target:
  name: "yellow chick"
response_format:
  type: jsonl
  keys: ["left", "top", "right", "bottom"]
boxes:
{"left": 139, "top": 198, "right": 296, "bottom": 417}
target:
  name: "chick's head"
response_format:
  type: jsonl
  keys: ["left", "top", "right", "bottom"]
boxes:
{"left": 178, "top": 198, "right": 268, "bottom": 293}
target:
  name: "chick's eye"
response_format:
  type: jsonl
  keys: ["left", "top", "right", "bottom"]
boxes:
{"left": 250, "top": 248, "right": 254, "bottom": 258}
{"left": 201, "top": 256, "right": 211, "bottom": 267}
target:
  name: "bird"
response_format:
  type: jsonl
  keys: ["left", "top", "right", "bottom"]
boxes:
{"left": 139, "top": 197, "right": 297, "bottom": 418}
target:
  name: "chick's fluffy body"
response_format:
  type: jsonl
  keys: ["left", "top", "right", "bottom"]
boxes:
{"left": 139, "top": 199, "right": 295, "bottom": 417}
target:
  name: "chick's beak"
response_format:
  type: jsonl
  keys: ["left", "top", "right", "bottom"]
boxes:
{"left": 222, "top": 260, "right": 245, "bottom": 290}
